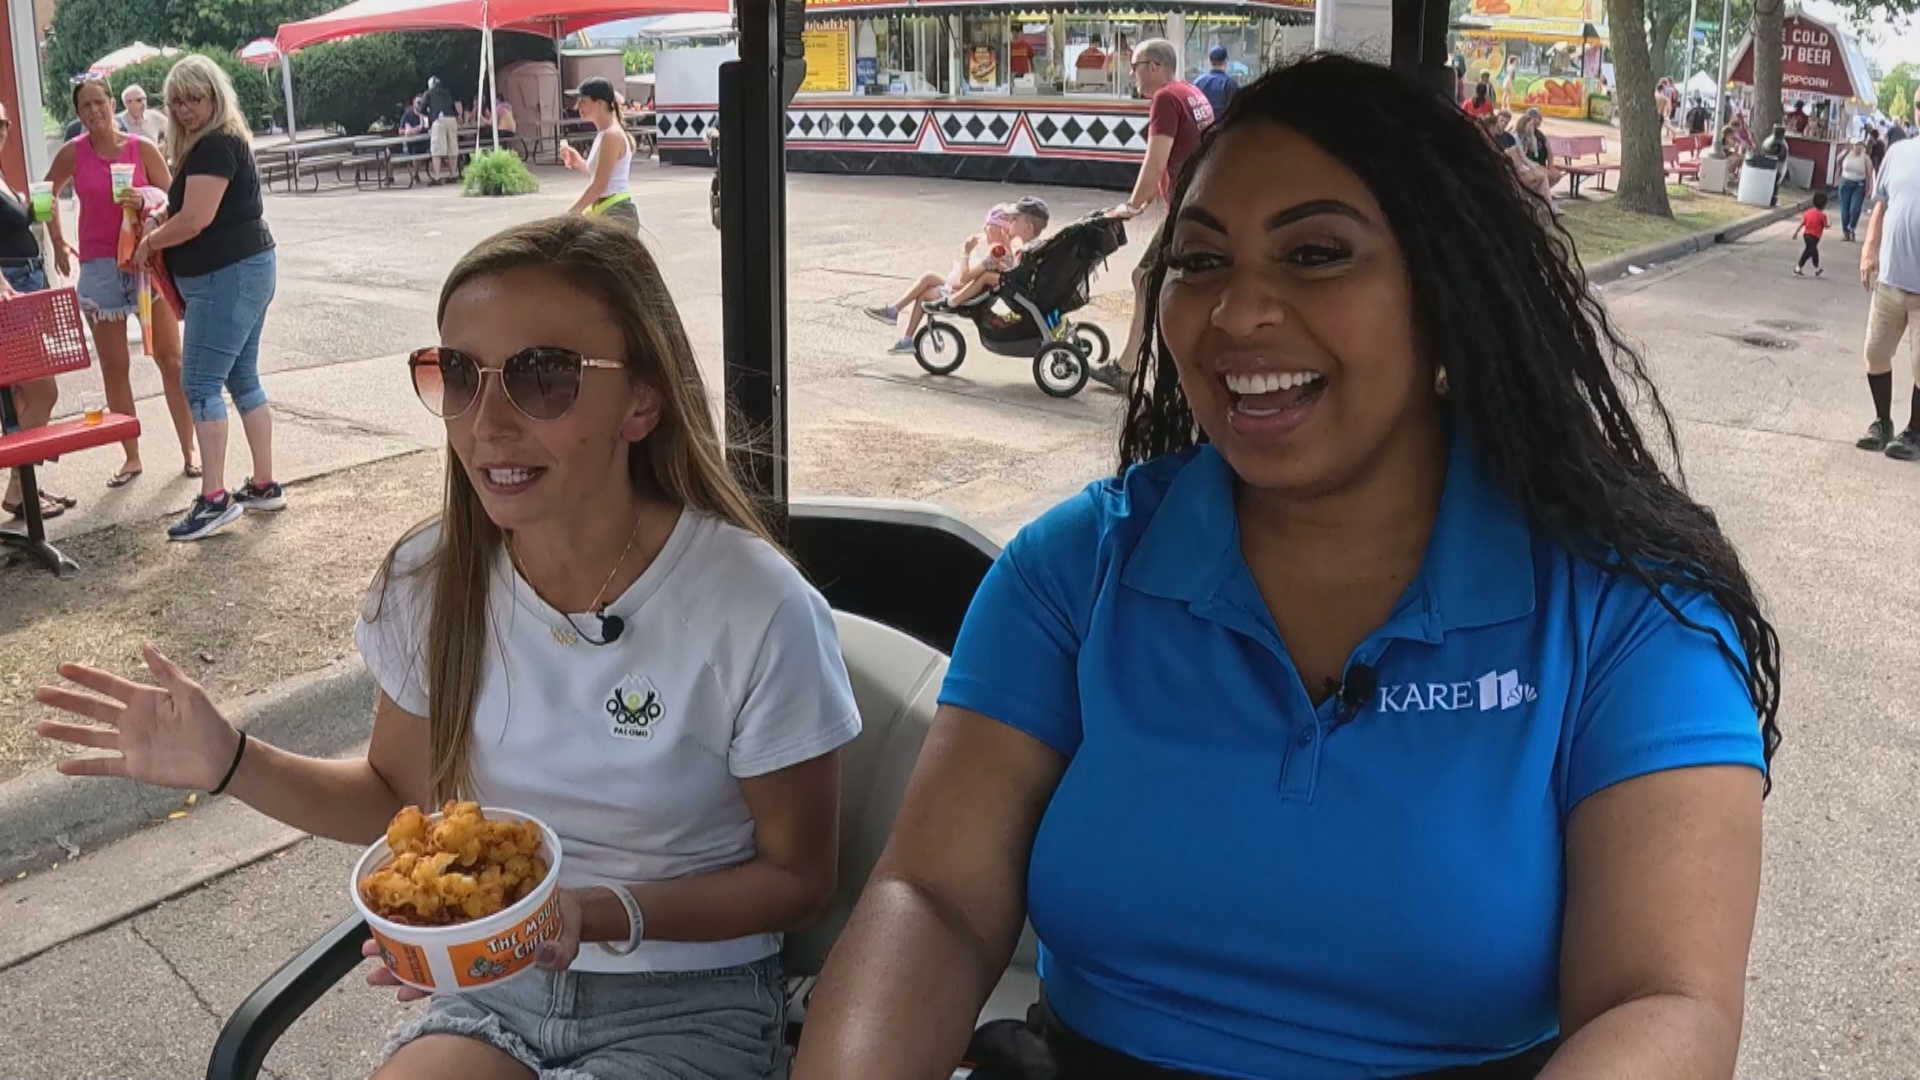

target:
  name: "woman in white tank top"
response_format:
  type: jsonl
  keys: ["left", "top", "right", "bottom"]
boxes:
{"left": 561, "top": 76, "right": 638, "bottom": 231}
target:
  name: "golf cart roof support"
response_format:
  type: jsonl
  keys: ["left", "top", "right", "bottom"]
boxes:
{"left": 720, "top": 0, "right": 790, "bottom": 523}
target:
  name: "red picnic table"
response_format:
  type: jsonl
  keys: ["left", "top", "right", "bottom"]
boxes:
{"left": 0, "top": 286, "right": 141, "bottom": 577}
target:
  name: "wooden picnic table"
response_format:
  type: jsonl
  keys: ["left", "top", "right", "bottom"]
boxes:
{"left": 347, "top": 134, "right": 427, "bottom": 189}
{"left": 254, "top": 135, "right": 370, "bottom": 193}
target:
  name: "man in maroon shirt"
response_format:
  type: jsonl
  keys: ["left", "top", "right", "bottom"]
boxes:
{"left": 1091, "top": 38, "right": 1215, "bottom": 392}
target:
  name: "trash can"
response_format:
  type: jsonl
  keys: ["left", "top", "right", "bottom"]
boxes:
{"left": 1738, "top": 153, "right": 1778, "bottom": 207}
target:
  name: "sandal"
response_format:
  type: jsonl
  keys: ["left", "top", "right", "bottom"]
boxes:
{"left": 183, "top": 462, "right": 203, "bottom": 479}
{"left": 3, "top": 491, "right": 71, "bottom": 520}
{"left": 106, "top": 468, "right": 143, "bottom": 489}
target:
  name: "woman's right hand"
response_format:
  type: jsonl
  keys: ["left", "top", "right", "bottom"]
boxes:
{"left": 34, "top": 643, "right": 243, "bottom": 792}
{"left": 559, "top": 144, "right": 584, "bottom": 170}
{"left": 52, "top": 244, "right": 71, "bottom": 279}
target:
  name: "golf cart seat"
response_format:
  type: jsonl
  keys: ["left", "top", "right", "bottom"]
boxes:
{"left": 206, "top": 606, "right": 1041, "bottom": 1079}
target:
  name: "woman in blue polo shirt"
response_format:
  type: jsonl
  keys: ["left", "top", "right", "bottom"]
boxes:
{"left": 795, "top": 55, "right": 1779, "bottom": 1080}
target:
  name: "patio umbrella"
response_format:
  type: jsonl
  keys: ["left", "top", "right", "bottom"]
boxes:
{"left": 238, "top": 39, "right": 285, "bottom": 67}
{"left": 87, "top": 42, "right": 176, "bottom": 78}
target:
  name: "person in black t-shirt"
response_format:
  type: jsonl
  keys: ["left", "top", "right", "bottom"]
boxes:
{"left": 0, "top": 101, "right": 75, "bottom": 521}
{"left": 398, "top": 95, "right": 430, "bottom": 154}
{"left": 131, "top": 56, "right": 283, "bottom": 542}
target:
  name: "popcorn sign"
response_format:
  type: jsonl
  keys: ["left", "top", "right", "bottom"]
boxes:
{"left": 449, "top": 891, "right": 564, "bottom": 987}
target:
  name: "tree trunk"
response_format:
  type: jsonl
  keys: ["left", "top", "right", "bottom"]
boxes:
{"left": 1648, "top": 12, "right": 1679, "bottom": 82}
{"left": 1752, "top": 0, "right": 1784, "bottom": 134}
{"left": 1606, "top": 0, "right": 1673, "bottom": 216}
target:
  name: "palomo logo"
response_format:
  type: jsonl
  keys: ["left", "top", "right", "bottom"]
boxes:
{"left": 1377, "top": 670, "right": 1538, "bottom": 714}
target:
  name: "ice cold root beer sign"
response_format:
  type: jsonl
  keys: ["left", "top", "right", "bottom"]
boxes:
{"left": 1729, "top": 15, "right": 1860, "bottom": 100}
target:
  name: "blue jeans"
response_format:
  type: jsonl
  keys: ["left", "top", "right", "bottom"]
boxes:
{"left": 1839, "top": 179, "right": 1867, "bottom": 235}
{"left": 2, "top": 259, "right": 48, "bottom": 294}
{"left": 176, "top": 250, "right": 276, "bottom": 423}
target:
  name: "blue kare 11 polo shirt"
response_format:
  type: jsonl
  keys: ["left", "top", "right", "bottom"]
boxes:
{"left": 940, "top": 442, "right": 1765, "bottom": 1080}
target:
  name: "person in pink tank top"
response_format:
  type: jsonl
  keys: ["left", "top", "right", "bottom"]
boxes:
{"left": 44, "top": 76, "right": 196, "bottom": 487}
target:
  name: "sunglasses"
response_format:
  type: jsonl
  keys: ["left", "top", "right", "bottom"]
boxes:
{"left": 410, "top": 346, "right": 626, "bottom": 421}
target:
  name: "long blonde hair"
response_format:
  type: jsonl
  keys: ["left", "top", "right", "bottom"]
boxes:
{"left": 162, "top": 55, "right": 252, "bottom": 168}
{"left": 374, "top": 217, "right": 774, "bottom": 801}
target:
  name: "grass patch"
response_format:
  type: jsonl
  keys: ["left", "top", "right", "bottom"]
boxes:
{"left": 1559, "top": 184, "right": 1766, "bottom": 264}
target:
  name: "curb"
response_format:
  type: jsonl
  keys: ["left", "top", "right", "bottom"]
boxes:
{"left": 1584, "top": 195, "right": 1813, "bottom": 286}
{"left": 0, "top": 657, "right": 374, "bottom": 881}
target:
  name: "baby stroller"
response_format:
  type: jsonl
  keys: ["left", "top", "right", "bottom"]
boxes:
{"left": 913, "top": 213, "right": 1127, "bottom": 398}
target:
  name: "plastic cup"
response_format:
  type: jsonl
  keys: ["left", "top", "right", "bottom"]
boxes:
{"left": 350, "top": 807, "right": 565, "bottom": 994}
{"left": 29, "top": 182, "right": 53, "bottom": 223}
{"left": 109, "top": 163, "right": 136, "bottom": 195}
{"left": 81, "top": 394, "right": 105, "bottom": 426}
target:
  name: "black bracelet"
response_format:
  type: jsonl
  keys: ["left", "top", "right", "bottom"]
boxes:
{"left": 209, "top": 731, "right": 248, "bottom": 796}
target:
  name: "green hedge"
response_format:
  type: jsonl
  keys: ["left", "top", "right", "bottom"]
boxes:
{"left": 290, "top": 36, "right": 423, "bottom": 135}
{"left": 104, "top": 48, "right": 285, "bottom": 133}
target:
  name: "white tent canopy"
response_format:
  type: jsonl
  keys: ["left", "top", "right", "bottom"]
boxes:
{"left": 1685, "top": 71, "right": 1718, "bottom": 100}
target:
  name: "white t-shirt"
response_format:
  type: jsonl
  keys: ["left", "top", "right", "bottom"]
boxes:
{"left": 354, "top": 508, "right": 862, "bottom": 974}
{"left": 1876, "top": 139, "right": 1920, "bottom": 295}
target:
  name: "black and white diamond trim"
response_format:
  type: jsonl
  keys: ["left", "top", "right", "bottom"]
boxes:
{"left": 662, "top": 110, "right": 721, "bottom": 140}
{"left": 931, "top": 110, "right": 1014, "bottom": 146}
{"left": 1028, "top": 112, "right": 1145, "bottom": 151}
{"left": 785, "top": 108, "right": 921, "bottom": 144}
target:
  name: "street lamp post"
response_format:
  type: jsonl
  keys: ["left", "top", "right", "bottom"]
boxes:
{"left": 1710, "top": 0, "right": 1732, "bottom": 158}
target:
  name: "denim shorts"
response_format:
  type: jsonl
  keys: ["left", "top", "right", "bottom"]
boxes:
{"left": 385, "top": 955, "right": 788, "bottom": 1079}
{"left": 1, "top": 259, "right": 48, "bottom": 294}
{"left": 76, "top": 257, "right": 141, "bottom": 321}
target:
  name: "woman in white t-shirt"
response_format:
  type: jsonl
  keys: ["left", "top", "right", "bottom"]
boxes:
{"left": 34, "top": 216, "right": 861, "bottom": 1078}
{"left": 562, "top": 76, "right": 637, "bottom": 232}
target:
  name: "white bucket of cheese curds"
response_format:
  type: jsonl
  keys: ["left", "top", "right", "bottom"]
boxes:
{"left": 350, "top": 806, "right": 565, "bottom": 994}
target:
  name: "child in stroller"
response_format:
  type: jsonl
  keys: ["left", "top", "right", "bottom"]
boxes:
{"left": 864, "top": 198, "right": 1051, "bottom": 353}
{"left": 904, "top": 210, "right": 1128, "bottom": 398}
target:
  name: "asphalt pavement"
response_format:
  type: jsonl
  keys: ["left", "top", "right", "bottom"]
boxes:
{"left": 1, "top": 164, "right": 1916, "bottom": 1079}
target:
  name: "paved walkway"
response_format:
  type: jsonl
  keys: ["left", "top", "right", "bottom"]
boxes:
{"left": 1, "top": 165, "right": 1917, "bottom": 1078}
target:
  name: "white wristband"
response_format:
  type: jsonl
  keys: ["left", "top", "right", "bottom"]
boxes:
{"left": 595, "top": 884, "right": 645, "bottom": 956}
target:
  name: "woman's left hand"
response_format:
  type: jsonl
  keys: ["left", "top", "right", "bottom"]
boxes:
{"left": 533, "top": 887, "right": 587, "bottom": 972}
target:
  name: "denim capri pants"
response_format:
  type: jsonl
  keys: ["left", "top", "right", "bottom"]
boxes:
{"left": 175, "top": 249, "right": 276, "bottom": 423}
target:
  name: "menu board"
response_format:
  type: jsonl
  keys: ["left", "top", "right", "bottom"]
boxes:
{"left": 801, "top": 25, "right": 853, "bottom": 93}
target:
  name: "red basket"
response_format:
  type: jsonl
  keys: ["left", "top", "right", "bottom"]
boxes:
{"left": 0, "top": 287, "right": 93, "bottom": 387}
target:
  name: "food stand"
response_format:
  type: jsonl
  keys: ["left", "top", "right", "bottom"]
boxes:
{"left": 1452, "top": 0, "right": 1609, "bottom": 120}
{"left": 1727, "top": 11, "right": 1876, "bottom": 190}
{"left": 655, "top": 0, "right": 1313, "bottom": 188}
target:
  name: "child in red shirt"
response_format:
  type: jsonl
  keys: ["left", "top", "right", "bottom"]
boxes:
{"left": 1793, "top": 191, "right": 1829, "bottom": 277}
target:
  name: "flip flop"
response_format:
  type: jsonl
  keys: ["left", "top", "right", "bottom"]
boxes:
{"left": 183, "top": 463, "right": 203, "bottom": 479}
{"left": 41, "top": 490, "right": 77, "bottom": 509}
{"left": 106, "top": 468, "right": 143, "bottom": 489}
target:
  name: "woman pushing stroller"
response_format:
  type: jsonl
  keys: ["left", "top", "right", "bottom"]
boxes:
{"left": 864, "top": 197, "right": 1049, "bottom": 353}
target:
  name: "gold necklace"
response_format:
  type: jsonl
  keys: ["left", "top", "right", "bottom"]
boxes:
{"left": 509, "top": 513, "right": 646, "bottom": 646}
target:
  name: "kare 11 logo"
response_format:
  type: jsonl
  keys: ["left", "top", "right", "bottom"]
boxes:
{"left": 1377, "top": 670, "right": 1538, "bottom": 714}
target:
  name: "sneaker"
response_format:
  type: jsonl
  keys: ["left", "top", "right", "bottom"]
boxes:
{"left": 886, "top": 338, "right": 915, "bottom": 355}
{"left": 234, "top": 479, "right": 286, "bottom": 512}
{"left": 1888, "top": 428, "right": 1920, "bottom": 462}
{"left": 1793, "top": 266, "right": 1804, "bottom": 276}
{"left": 1816, "top": 266, "right": 1825, "bottom": 277}
{"left": 862, "top": 305, "right": 897, "bottom": 326}
{"left": 167, "top": 493, "right": 242, "bottom": 542}
{"left": 1858, "top": 418, "right": 1894, "bottom": 451}
{"left": 1088, "top": 363, "right": 1130, "bottom": 393}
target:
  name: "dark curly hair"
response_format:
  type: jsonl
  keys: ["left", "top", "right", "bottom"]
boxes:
{"left": 1118, "top": 53, "right": 1781, "bottom": 783}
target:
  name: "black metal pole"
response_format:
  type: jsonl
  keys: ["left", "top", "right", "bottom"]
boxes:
{"left": 720, "top": 0, "right": 789, "bottom": 527}
{"left": 1392, "top": 0, "right": 1457, "bottom": 100}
